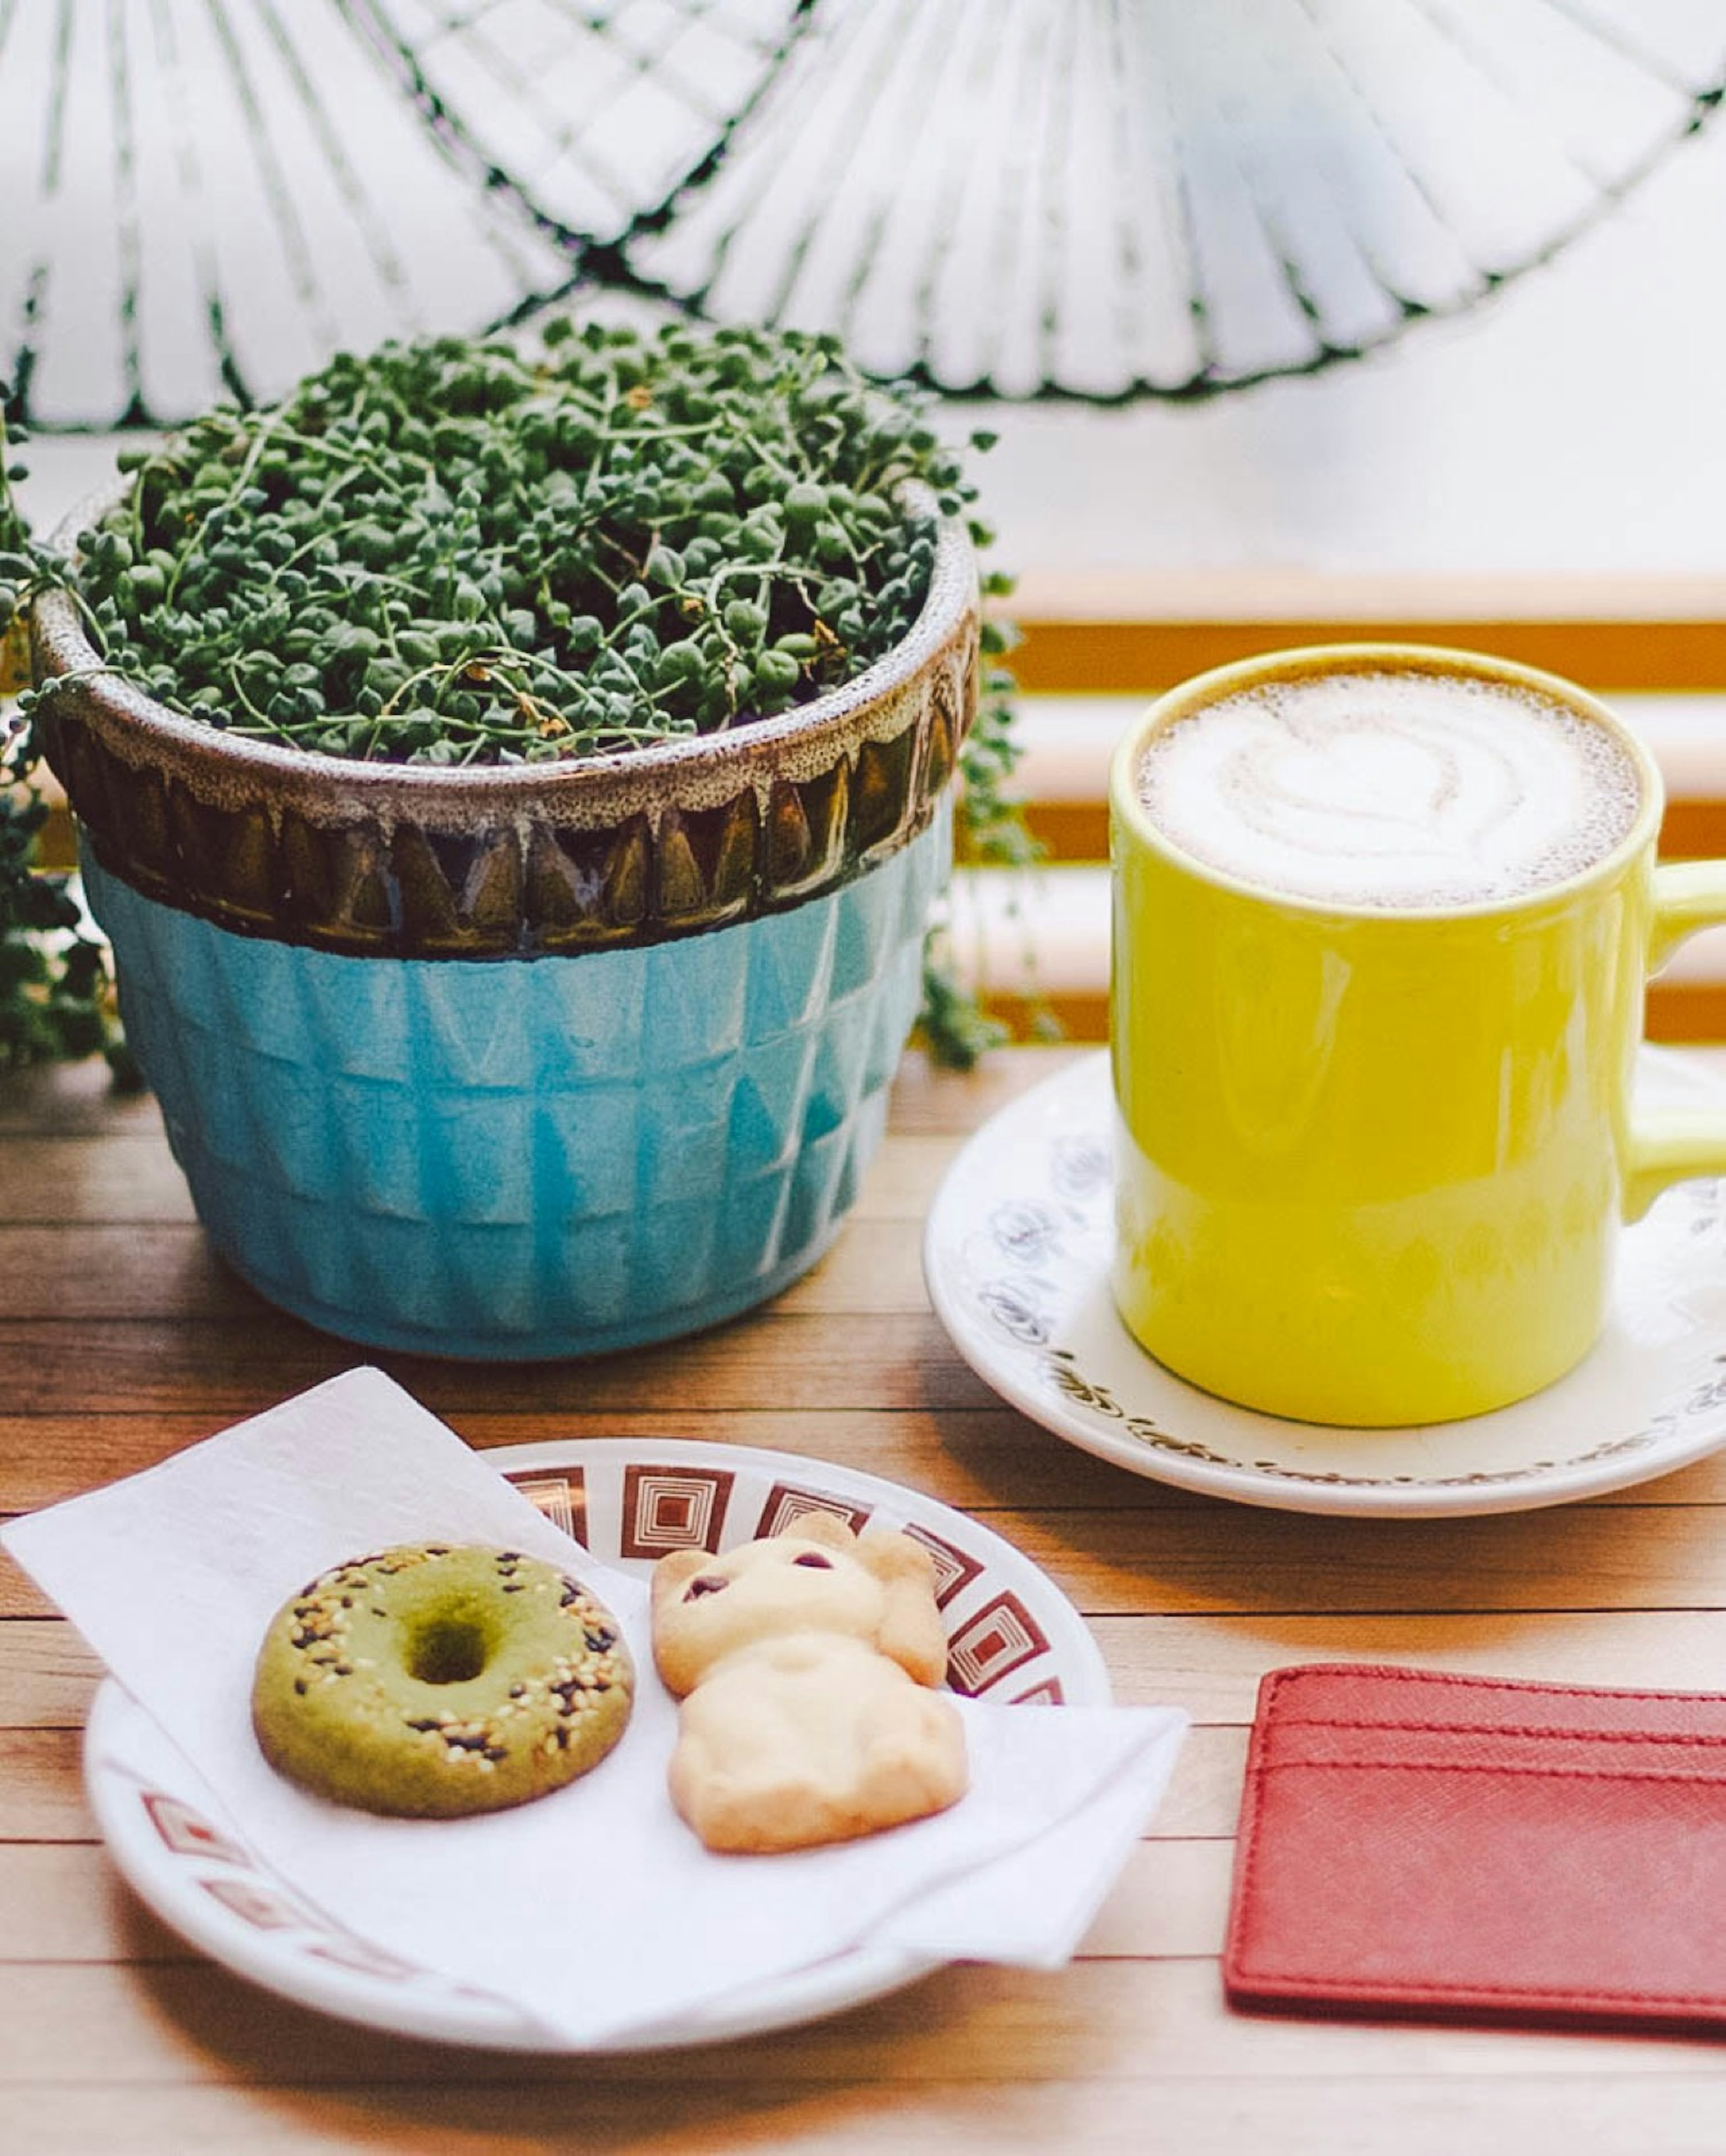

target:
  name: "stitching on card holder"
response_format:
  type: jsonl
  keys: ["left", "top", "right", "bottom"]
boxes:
{"left": 1266, "top": 1719, "right": 1726, "bottom": 1746}
{"left": 1252, "top": 1757, "right": 1726, "bottom": 1785}
{"left": 1261, "top": 1663, "right": 1726, "bottom": 1711}
{"left": 1234, "top": 1969, "right": 1726, "bottom": 2009}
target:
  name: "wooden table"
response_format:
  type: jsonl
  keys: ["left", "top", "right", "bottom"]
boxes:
{"left": 8, "top": 1043, "right": 1726, "bottom": 2155}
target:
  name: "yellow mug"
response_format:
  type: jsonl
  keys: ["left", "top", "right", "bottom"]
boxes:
{"left": 1109, "top": 642, "right": 1726, "bottom": 1427}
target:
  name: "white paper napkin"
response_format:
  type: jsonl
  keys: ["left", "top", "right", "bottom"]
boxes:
{"left": 2, "top": 1368, "right": 1188, "bottom": 2046}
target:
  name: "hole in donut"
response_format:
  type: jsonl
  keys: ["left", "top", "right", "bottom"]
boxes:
{"left": 792, "top": 1552, "right": 834, "bottom": 1568}
{"left": 407, "top": 1617, "right": 490, "bottom": 1686}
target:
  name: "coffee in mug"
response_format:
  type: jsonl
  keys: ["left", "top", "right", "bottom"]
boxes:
{"left": 1109, "top": 644, "right": 1726, "bottom": 1428}
{"left": 1134, "top": 666, "right": 1642, "bottom": 912}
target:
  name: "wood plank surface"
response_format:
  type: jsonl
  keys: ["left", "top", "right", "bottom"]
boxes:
{"left": 7, "top": 1045, "right": 1726, "bottom": 2153}
{"left": 11, "top": 2079, "right": 1726, "bottom": 2156}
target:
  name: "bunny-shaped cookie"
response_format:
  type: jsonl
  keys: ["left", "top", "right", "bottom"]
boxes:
{"left": 651, "top": 1513, "right": 968, "bottom": 1852}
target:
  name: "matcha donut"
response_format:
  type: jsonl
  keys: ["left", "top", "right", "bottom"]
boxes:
{"left": 252, "top": 1544, "right": 633, "bottom": 1817}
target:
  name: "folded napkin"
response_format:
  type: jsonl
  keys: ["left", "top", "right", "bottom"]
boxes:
{"left": 4, "top": 1368, "right": 1186, "bottom": 2047}
{"left": 1226, "top": 1662, "right": 1726, "bottom": 2035}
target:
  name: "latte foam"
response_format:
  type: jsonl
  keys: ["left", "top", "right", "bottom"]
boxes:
{"left": 1134, "top": 669, "right": 1643, "bottom": 909}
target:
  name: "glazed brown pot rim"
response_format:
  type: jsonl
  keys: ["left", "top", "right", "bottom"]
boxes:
{"left": 33, "top": 481, "right": 976, "bottom": 830}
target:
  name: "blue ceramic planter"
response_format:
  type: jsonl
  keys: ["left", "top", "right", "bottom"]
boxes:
{"left": 84, "top": 811, "right": 946, "bottom": 1358}
{"left": 39, "top": 487, "right": 977, "bottom": 1357}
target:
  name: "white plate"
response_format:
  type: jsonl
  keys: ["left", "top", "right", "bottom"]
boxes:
{"left": 85, "top": 1438, "right": 1110, "bottom": 2052}
{"left": 924, "top": 1049, "right": 1726, "bottom": 1519}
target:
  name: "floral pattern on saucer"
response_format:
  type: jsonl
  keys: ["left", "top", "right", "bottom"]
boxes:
{"left": 923, "top": 1051, "right": 1726, "bottom": 1518}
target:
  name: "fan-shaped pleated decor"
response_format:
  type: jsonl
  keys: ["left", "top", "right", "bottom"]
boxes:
{"left": 0, "top": 0, "right": 568, "bottom": 426}
{"left": 352, "top": 0, "right": 811, "bottom": 250}
{"left": 0, "top": 0, "right": 806, "bottom": 429}
{"left": 3, "top": 0, "right": 1722, "bottom": 423}
{"left": 618, "top": 0, "right": 1726, "bottom": 397}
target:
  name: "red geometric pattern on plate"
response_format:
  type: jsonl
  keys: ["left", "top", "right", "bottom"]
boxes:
{"left": 898, "top": 1521, "right": 985, "bottom": 1609}
{"left": 1010, "top": 1676, "right": 1066, "bottom": 1706}
{"left": 620, "top": 1465, "right": 735, "bottom": 1558}
{"left": 507, "top": 1469, "right": 589, "bottom": 1546}
{"left": 141, "top": 1790, "right": 250, "bottom": 1866}
{"left": 753, "top": 1483, "right": 871, "bottom": 1539}
{"left": 306, "top": 1934, "right": 419, "bottom": 1981}
{"left": 944, "top": 1591, "right": 1050, "bottom": 1696}
{"left": 199, "top": 1875, "right": 314, "bottom": 1931}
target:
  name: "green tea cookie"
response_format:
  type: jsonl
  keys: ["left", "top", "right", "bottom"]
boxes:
{"left": 251, "top": 1544, "right": 633, "bottom": 1817}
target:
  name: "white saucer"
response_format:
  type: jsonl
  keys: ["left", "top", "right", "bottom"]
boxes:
{"left": 85, "top": 1437, "right": 1110, "bottom": 2052}
{"left": 923, "top": 1049, "right": 1726, "bottom": 1519}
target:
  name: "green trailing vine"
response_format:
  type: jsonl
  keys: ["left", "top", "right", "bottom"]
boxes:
{"left": 921, "top": 591, "right": 1051, "bottom": 1064}
{"left": 2, "top": 323, "right": 1041, "bottom": 1071}
{"left": 0, "top": 398, "right": 125, "bottom": 1077}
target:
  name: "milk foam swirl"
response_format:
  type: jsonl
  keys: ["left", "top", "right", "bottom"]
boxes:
{"left": 1134, "top": 670, "right": 1642, "bottom": 908}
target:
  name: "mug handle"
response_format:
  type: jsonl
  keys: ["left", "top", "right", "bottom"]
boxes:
{"left": 1625, "top": 860, "right": 1726, "bottom": 1219}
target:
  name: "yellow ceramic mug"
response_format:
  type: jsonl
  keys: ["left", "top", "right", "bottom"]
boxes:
{"left": 1109, "top": 643, "right": 1726, "bottom": 1427}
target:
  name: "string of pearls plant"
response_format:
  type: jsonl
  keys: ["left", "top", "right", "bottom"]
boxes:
{"left": 0, "top": 322, "right": 1039, "bottom": 1070}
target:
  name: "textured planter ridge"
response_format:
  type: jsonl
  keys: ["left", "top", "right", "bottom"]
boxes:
{"left": 33, "top": 507, "right": 977, "bottom": 959}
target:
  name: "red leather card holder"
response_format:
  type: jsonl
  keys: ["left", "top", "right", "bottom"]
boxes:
{"left": 1223, "top": 1662, "right": 1726, "bottom": 2033}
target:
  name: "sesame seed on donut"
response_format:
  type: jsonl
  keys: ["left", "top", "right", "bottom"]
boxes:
{"left": 251, "top": 1543, "right": 633, "bottom": 1817}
